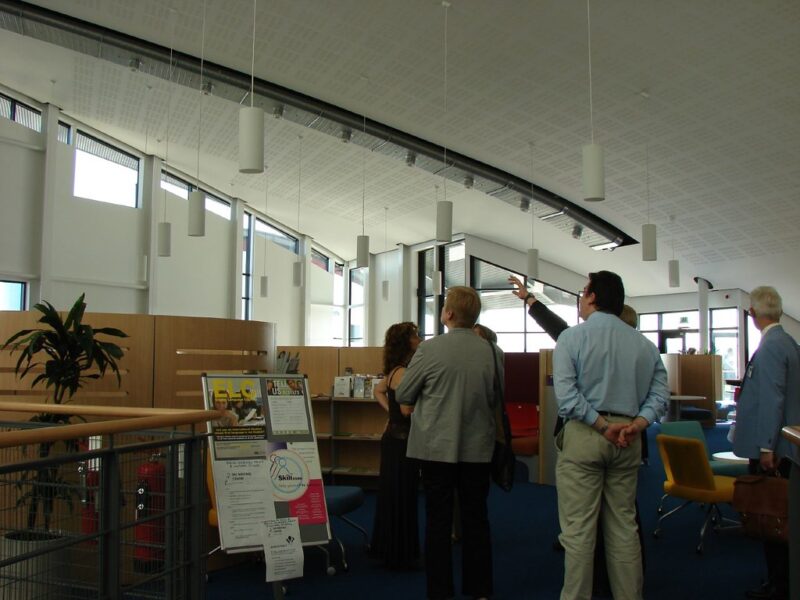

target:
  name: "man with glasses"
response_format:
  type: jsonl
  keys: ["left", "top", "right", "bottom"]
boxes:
{"left": 553, "top": 271, "right": 668, "bottom": 600}
{"left": 733, "top": 286, "right": 799, "bottom": 600}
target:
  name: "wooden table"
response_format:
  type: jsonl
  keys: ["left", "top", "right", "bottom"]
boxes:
{"left": 667, "top": 395, "right": 706, "bottom": 422}
{"left": 711, "top": 451, "right": 748, "bottom": 464}
{"left": 781, "top": 425, "right": 800, "bottom": 448}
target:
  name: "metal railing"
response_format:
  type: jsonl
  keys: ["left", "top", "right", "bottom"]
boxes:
{"left": 0, "top": 402, "right": 222, "bottom": 600}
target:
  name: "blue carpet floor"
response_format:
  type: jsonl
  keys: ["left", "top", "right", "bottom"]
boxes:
{"left": 206, "top": 423, "right": 764, "bottom": 599}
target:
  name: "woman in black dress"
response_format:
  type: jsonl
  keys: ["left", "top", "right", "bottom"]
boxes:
{"left": 370, "top": 321, "right": 422, "bottom": 569}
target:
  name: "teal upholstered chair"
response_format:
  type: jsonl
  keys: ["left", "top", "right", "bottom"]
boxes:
{"left": 660, "top": 420, "right": 748, "bottom": 477}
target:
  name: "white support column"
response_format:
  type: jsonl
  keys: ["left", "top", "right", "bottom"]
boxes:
{"left": 696, "top": 277, "right": 711, "bottom": 353}
{"left": 231, "top": 198, "right": 245, "bottom": 320}
{"left": 143, "top": 155, "right": 162, "bottom": 314}
{"left": 38, "top": 104, "right": 61, "bottom": 303}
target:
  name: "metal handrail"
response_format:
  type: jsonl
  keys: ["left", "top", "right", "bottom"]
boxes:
{"left": 0, "top": 401, "right": 222, "bottom": 449}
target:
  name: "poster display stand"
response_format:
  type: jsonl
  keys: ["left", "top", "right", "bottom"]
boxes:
{"left": 203, "top": 373, "right": 331, "bottom": 593}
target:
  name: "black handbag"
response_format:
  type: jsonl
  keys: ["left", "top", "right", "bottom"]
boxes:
{"left": 488, "top": 341, "right": 515, "bottom": 492}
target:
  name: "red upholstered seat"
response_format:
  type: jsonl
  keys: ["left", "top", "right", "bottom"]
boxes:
{"left": 506, "top": 403, "right": 539, "bottom": 456}
{"left": 505, "top": 402, "right": 539, "bottom": 437}
{"left": 511, "top": 435, "right": 539, "bottom": 456}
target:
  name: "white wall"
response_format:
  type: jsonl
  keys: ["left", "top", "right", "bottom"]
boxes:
{"left": 152, "top": 189, "right": 233, "bottom": 317}
{"left": 369, "top": 249, "right": 404, "bottom": 345}
{"left": 251, "top": 238, "right": 303, "bottom": 345}
{"left": 0, "top": 120, "right": 43, "bottom": 283}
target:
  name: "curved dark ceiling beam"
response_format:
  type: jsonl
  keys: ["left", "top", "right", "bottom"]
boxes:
{"left": 0, "top": 0, "right": 637, "bottom": 248}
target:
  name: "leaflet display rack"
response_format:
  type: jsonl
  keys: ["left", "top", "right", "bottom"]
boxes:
{"left": 203, "top": 373, "right": 331, "bottom": 554}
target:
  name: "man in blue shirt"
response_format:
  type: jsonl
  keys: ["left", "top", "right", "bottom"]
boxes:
{"left": 553, "top": 271, "right": 668, "bottom": 600}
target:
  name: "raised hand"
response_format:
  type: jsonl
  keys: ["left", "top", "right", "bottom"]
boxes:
{"left": 508, "top": 275, "right": 529, "bottom": 300}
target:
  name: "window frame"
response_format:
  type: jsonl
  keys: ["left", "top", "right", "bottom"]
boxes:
{"left": 74, "top": 129, "right": 141, "bottom": 208}
{"left": 0, "top": 280, "right": 27, "bottom": 311}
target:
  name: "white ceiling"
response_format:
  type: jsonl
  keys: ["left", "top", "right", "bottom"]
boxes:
{"left": 1, "top": 0, "right": 799, "bottom": 316}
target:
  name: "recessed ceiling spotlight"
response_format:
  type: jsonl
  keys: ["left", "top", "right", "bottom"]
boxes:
{"left": 406, "top": 151, "right": 416, "bottom": 167}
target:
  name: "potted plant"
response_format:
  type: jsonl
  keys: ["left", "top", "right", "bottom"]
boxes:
{"left": 1, "top": 293, "right": 127, "bottom": 536}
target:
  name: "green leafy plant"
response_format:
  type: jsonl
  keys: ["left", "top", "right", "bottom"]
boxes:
{"left": 2, "top": 293, "right": 127, "bottom": 532}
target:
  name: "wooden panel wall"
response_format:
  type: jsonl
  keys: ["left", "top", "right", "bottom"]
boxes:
{"left": 153, "top": 316, "right": 274, "bottom": 410}
{"left": 276, "top": 346, "right": 338, "bottom": 397}
{"left": 338, "top": 347, "right": 383, "bottom": 376}
{"left": 1, "top": 311, "right": 275, "bottom": 413}
{"left": 0, "top": 312, "right": 154, "bottom": 413}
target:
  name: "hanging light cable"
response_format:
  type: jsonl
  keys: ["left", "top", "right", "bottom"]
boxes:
{"left": 382, "top": 206, "right": 389, "bottom": 300}
{"left": 188, "top": 0, "right": 207, "bottom": 237}
{"left": 239, "top": 0, "right": 264, "bottom": 173}
{"left": 293, "top": 135, "right": 304, "bottom": 286}
{"left": 356, "top": 115, "right": 370, "bottom": 268}
{"left": 669, "top": 225, "right": 680, "bottom": 287}
{"left": 527, "top": 142, "right": 539, "bottom": 281}
{"left": 436, "top": 0, "right": 453, "bottom": 242}
{"left": 582, "top": 0, "right": 604, "bottom": 202}
{"left": 642, "top": 142, "right": 657, "bottom": 260}
{"left": 157, "top": 10, "right": 176, "bottom": 258}
{"left": 260, "top": 166, "right": 269, "bottom": 297}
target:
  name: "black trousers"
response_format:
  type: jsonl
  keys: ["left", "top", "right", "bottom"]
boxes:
{"left": 748, "top": 457, "right": 790, "bottom": 599}
{"left": 420, "top": 460, "right": 492, "bottom": 599}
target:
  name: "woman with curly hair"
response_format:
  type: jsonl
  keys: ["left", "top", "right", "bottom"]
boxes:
{"left": 370, "top": 321, "right": 422, "bottom": 569}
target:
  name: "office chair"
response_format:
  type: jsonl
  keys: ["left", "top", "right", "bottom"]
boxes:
{"left": 317, "top": 485, "right": 370, "bottom": 575}
{"left": 660, "top": 421, "right": 746, "bottom": 475}
{"left": 654, "top": 434, "right": 737, "bottom": 553}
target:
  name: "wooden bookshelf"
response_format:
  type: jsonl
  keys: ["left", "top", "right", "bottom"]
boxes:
{"left": 277, "top": 346, "right": 386, "bottom": 485}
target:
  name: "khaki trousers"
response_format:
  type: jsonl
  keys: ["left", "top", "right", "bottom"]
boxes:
{"left": 556, "top": 418, "right": 643, "bottom": 600}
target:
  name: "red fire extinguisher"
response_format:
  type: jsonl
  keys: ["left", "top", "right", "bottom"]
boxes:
{"left": 134, "top": 453, "right": 166, "bottom": 573}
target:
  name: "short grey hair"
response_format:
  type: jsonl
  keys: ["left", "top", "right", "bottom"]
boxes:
{"left": 750, "top": 286, "right": 782, "bottom": 321}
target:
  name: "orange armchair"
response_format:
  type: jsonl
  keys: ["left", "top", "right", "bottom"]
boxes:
{"left": 654, "top": 434, "right": 737, "bottom": 553}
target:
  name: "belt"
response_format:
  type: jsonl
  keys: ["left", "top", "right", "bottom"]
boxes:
{"left": 598, "top": 411, "right": 633, "bottom": 419}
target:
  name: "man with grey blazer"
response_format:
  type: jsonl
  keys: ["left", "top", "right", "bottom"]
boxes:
{"left": 397, "top": 286, "right": 500, "bottom": 600}
{"left": 733, "top": 286, "right": 800, "bottom": 600}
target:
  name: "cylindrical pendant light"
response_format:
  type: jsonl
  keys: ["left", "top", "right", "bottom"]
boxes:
{"left": 581, "top": 1, "right": 604, "bottom": 202}
{"left": 527, "top": 248, "right": 539, "bottom": 281}
{"left": 381, "top": 207, "right": 389, "bottom": 301}
{"left": 239, "top": 106, "right": 264, "bottom": 173}
{"left": 189, "top": 0, "right": 208, "bottom": 237}
{"left": 436, "top": 199, "right": 453, "bottom": 243}
{"left": 356, "top": 235, "right": 370, "bottom": 269}
{"left": 188, "top": 189, "right": 205, "bottom": 236}
{"left": 432, "top": 270, "right": 443, "bottom": 296}
{"left": 238, "top": 0, "right": 264, "bottom": 173}
{"left": 668, "top": 259, "right": 680, "bottom": 288}
{"left": 157, "top": 221, "right": 172, "bottom": 257}
{"left": 292, "top": 260, "right": 304, "bottom": 287}
{"left": 527, "top": 143, "right": 539, "bottom": 281}
{"left": 642, "top": 223, "right": 657, "bottom": 261}
{"left": 582, "top": 142, "right": 604, "bottom": 202}
{"left": 259, "top": 275, "right": 269, "bottom": 298}
{"left": 260, "top": 167, "right": 269, "bottom": 298}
